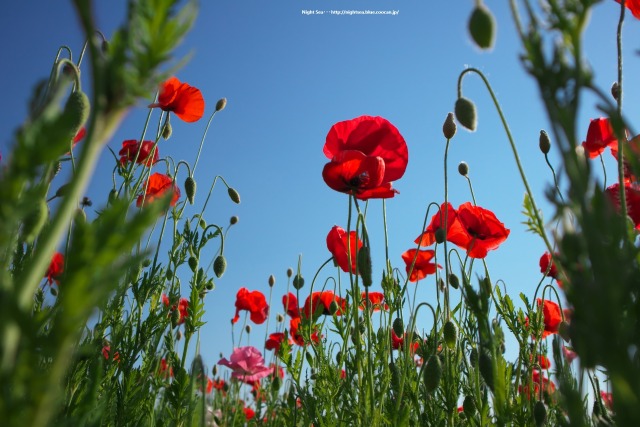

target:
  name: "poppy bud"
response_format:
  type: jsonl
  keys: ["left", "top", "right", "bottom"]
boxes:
{"left": 245, "top": 325, "right": 252, "bottom": 334}
{"left": 458, "top": 161, "right": 469, "bottom": 176}
{"left": 293, "top": 274, "right": 304, "bottom": 289}
{"left": 558, "top": 321, "right": 571, "bottom": 342}
{"left": 611, "top": 82, "right": 620, "bottom": 101}
{"left": 287, "top": 268, "right": 293, "bottom": 278}
{"left": 463, "top": 395, "right": 476, "bottom": 417}
{"left": 212, "top": 365, "right": 218, "bottom": 376}
{"left": 176, "top": 330, "right": 182, "bottom": 340}
{"left": 357, "top": 247, "right": 372, "bottom": 287}
{"left": 101, "top": 39, "right": 110, "bottom": 54}
{"left": 108, "top": 189, "right": 118, "bottom": 205}
{"left": 276, "top": 314, "right": 284, "bottom": 322}
{"left": 22, "top": 199, "right": 48, "bottom": 244}
{"left": 227, "top": 187, "right": 241, "bottom": 204}
{"left": 162, "top": 121, "right": 172, "bottom": 140}
{"left": 435, "top": 227, "right": 446, "bottom": 244}
{"left": 215, "top": 98, "right": 227, "bottom": 112}
{"left": 199, "top": 218, "right": 207, "bottom": 229}
{"left": 443, "top": 320, "right": 457, "bottom": 349}
{"left": 455, "top": 97, "right": 477, "bottom": 131}
{"left": 55, "top": 183, "right": 71, "bottom": 198}
{"left": 50, "top": 286, "right": 58, "bottom": 296}
{"left": 230, "top": 216, "right": 239, "bottom": 225}
{"left": 448, "top": 273, "right": 460, "bottom": 289}
{"left": 469, "top": 348, "right": 478, "bottom": 367}
{"left": 268, "top": 275, "right": 276, "bottom": 287}
{"left": 213, "top": 255, "right": 227, "bottom": 278}
{"left": 184, "top": 176, "right": 196, "bottom": 204}
{"left": 392, "top": 318, "right": 404, "bottom": 338}
{"left": 188, "top": 256, "right": 198, "bottom": 272}
{"left": 336, "top": 351, "right": 343, "bottom": 364}
{"left": 539, "top": 130, "right": 551, "bottom": 154}
{"left": 534, "top": 401, "right": 547, "bottom": 427}
{"left": 478, "top": 350, "right": 494, "bottom": 390}
{"left": 171, "top": 308, "right": 180, "bottom": 328}
{"left": 63, "top": 91, "right": 90, "bottom": 143}
{"left": 205, "top": 280, "right": 214, "bottom": 290}
{"left": 329, "top": 301, "right": 340, "bottom": 315}
{"left": 166, "top": 269, "right": 173, "bottom": 280}
{"left": 271, "top": 375, "right": 281, "bottom": 392}
{"left": 424, "top": 354, "right": 442, "bottom": 392}
{"left": 443, "top": 112, "right": 457, "bottom": 139}
{"left": 468, "top": 4, "right": 496, "bottom": 50}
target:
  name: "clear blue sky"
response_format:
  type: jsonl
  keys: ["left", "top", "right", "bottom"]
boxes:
{"left": 2, "top": 1, "right": 639, "bottom": 369}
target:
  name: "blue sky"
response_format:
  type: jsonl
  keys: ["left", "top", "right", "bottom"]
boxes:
{"left": 2, "top": 1, "right": 639, "bottom": 372}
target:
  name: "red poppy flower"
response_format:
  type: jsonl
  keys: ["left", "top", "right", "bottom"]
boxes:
{"left": 282, "top": 292, "right": 301, "bottom": 318}
{"left": 322, "top": 115, "right": 408, "bottom": 200}
{"left": 102, "top": 346, "right": 121, "bottom": 362}
{"left": 303, "top": 291, "right": 347, "bottom": 319}
{"left": 243, "top": 407, "right": 256, "bottom": 421}
{"left": 610, "top": 134, "right": 640, "bottom": 182}
{"left": 615, "top": 0, "right": 640, "bottom": 19}
{"left": 390, "top": 330, "right": 419, "bottom": 353}
{"left": 605, "top": 181, "right": 640, "bottom": 229}
{"left": 289, "top": 317, "right": 320, "bottom": 346}
{"left": 530, "top": 354, "right": 551, "bottom": 370}
{"left": 136, "top": 173, "right": 181, "bottom": 207}
{"left": 537, "top": 298, "right": 563, "bottom": 338}
{"left": 414, "top": 202, "right": 465, "bottom": 247}
{"left": 359, "top": 291, "right": 389, "bottom": 311}
{"left": 232, "top": 287, "right": 269, "bottom": 325}
{"left": 519, "top": 369, "right": 556, "bottom": 400}
{"left": 71, "top": 126, "right": 86, "bottom": 150}
{"left": 119, "top": 140, "right": 159, "bottom": 167}
{"left": 45, "top": 252, "right": 64, "bottom": 285}
{"left": 401, "top": 249, "right": 441, "bottom": 282}
{"left": 326, "top": 225, "right": 363, "bottom": 273}
{"left": 600, "top": 391, "right": 614, "bottom": 410}
{"left": 450, "top": 202, "right": 510, "bottom": 259}
{"left": 539, "top": 252, "right": 559, "bottom": 279}
{"left": 177, "top": 298, "right": 189, "bottom": 325}
{"left": 149, "top": 77, "right": 205, "bottom": 123}
{"left": 581, "top": 118, "right": 617, "bottom": 159}
{"left": 212, "top": 378, "right": 226, "bottom": 392}
{"left": 265, "top": 332, "right": 291, "bottom": 352}
{"left": 159, "top": 358, "right": 174, "bottom": 378}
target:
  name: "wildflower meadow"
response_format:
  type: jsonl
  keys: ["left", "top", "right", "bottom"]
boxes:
{"left": 2, "top": 0, "right": 640, "bottom": 426}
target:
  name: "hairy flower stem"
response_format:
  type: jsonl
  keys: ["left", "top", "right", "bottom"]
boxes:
{"left": 457, "top": 68, "right": 554, "bottom": 255}
{"left": 615, "top": 2, "right": 629, "bottom": 242}
{"left": 443, "top": 137, "right": 452, "bottom": 321}
{"left": 192, "top": 109, "right": 221, "bottom": 175}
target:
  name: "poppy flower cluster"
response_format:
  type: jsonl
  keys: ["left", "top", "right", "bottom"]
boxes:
{"left": 232, "top": 288, "right": 269, "bottom": 325}
{"left": 359, "top": 291, "right": 388, "bottom": 311}
{"left": 415, "top": 202, "right": 510, "bottom": 259}
{"left": 322, "top": 116, "right": 408, "bottom": 200}
{"left": 518, "top": 369, "right": 556, "bottom": 400}
{"left": 149, "top": 77, "right": 205, "bottom": 123}
{"left": 391, "top": 330, "right": 419, "bottom": 353}
{"left": 162, "top": 294, "right": 189, "bottom": 325}
{"left": 265, "top": 332, "right": 291, "bottom": 352}
{"left": 137, "top": 173, "right": 181, "bottom": 208}
{"left": 326, "top": 225, "right": 363, "bottom": 273}
{"left": 45, "top": 252, "right": 65, "bottom": 285}
{"left": 401, "top": 249, "right": 441, "bottom": 282}
{"left": 303, "top": 290, "right": 348, "bottom": 319}
{"left": 119, "top": 140, "right": 159, "bottom": 167}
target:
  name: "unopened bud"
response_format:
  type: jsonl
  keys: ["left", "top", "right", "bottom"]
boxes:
{"left": 293, "top": 274, "right": 304, "bottom": 289}
{"left": 534, "top": 401, "right": 547, "bottom": 427}
{"left": 215, "top": 98, "right": 227, "bottom": 112}
{"left": 611, "top": 82, "right": 620, "bottom": 101}
{"left": 392, "top": 318, "right": 404, "bottom": 337}
{"left": 458, "top": 161, "right": 469, "bottom": 176}
{"left": 162, "top": 121, "right": 172, "bottom": 140}
{"left": 50, "top": 287, "right": 58, "bottom": 296}
{"left": 276, "top": 314, "right": 284, "bottom": 322}
{"left": 443, "top": 112, "right": 457, "bottom": 139}
{"left": 463, "top": 395, "right": 476, "bottom": 417}
{"left": 212, "top": 365, "right": 218, "bottom": 376}
{"left": 468, "top": 4, "right": 496, "bottom": 50}
{"left": 108, "top": 189, "right": 118, "bottom": 205}
{"left": 184, "top": 176, "right": 196, "bottom": 204}
{"left": 455, "top": 97, "right": 477, "bottom": 132}
{"left": 230, "top": 216, "right": 239, "bottom": 225}
{"left": 227, "top": 187, "right": 241, "bottom": 204}
{"left": 448, "top": 273, "right": 460, "bottom": 289}
{"left": 213, "top": 255, "right": 227, "bottom": 278}
{"left": 205, "top": 280, "right": 214, "bottom": 290}
{"left": 176, "top": 330, "right": 182, "bottom": 340}
{"left": 539, "top": 130, "right": 551, "bottom": 154}
{"left": 268, "top": 275, "right": 276, "bottom": 287}
{"left": 245, "top": 325, "right": 252, "bottom": 334}
{"left": 188, "top": 256, "right": 198, "bottom": 272}
{"left": 443, "top": 320, "right": 457, "bottom": 349}
{"left": 287, "top": 268, "right": 293, "bottom": 278}
{"left": 424, "top": 355, "right": 442, "bottom": 392}
{"left": 357, "top": 246, "right": 372, "bottom": 287}
{"left": 435, "top": 227, "right": 446, "bottom": 244}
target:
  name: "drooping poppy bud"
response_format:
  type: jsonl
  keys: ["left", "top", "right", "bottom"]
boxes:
{"left": 228, "top": 187, "right": 241, "bottom": 204}
{"left": 443, "top": 320, "right": 457, "bottom": 349}
{"left": 213, "top": 255, "right": 227, "bottom": 278}
{"left": 393, "top": 318, "right": 404, "bottom": 338}
{"left": 455, "top": 97, "right": 477, "bottom": 131}
{"left": 539, "top": 130, "right": 551, "bottom": 154}
{"left": 185, "top": 176, "right": 196, "bottom": 204}
{"left": 424, "top": 355, "right": 442, "bottom": 392}
{"left": 458, "top": 161, "right": 469, "bottom": 176}
{"left": 468, "top": 4, "right": 496, "bottom": 50}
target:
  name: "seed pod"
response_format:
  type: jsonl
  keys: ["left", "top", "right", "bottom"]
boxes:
{"left": 463, "top": 395, "right": 476, "bottom": 417}
{"left": 479, "top": 350, "right": 494, "bottom": 390}
{"left": 392, "top": 318, "right": 404, "bottom": 338}
{"left": 230, "top": 216, "right": 239, "bottom": 225}
{"left": 539, "top": 130, "right": 551, "bottom": 154}
{"left": 213, "top": 255, "right": 227, "bottom": 278}
{"left": 435, "top": 227, "right": 446, "bottom": 244}
{"left": 468, "top": 4, "right": 496, "bottom": 50}
{"left": 455, "top": 97, "right": 477, "bottom": 131}
{"left": 443, "top": 112, "right": 457, "bottom": 139}
{"left": 357, "top": 246, "right": 372, "bottom": 287}
{"left": 443, "top": 320, "right": 457, "bottom": 349}
{"left": 293, "top": 274, "right": 304, "bottom": 290}
{"left": 22, "top": 199, "right": 48, "bottom": 244}
{"left": 215, "top": 98, "right": 227, "bottom": 112}
{"left": 534, "top": 401, "right": 547, "bottom": 427}
{"left": 227, "top": 187, "right": 241, "bottom": 204}
{"left": 424, "top": 354, "right": 442, "bottom": 392}
{"left": 188, "top": 256, "right": 198, "bottom": 272}
{"left": 184, "top": 176, "right": 196, "bottom": 204}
